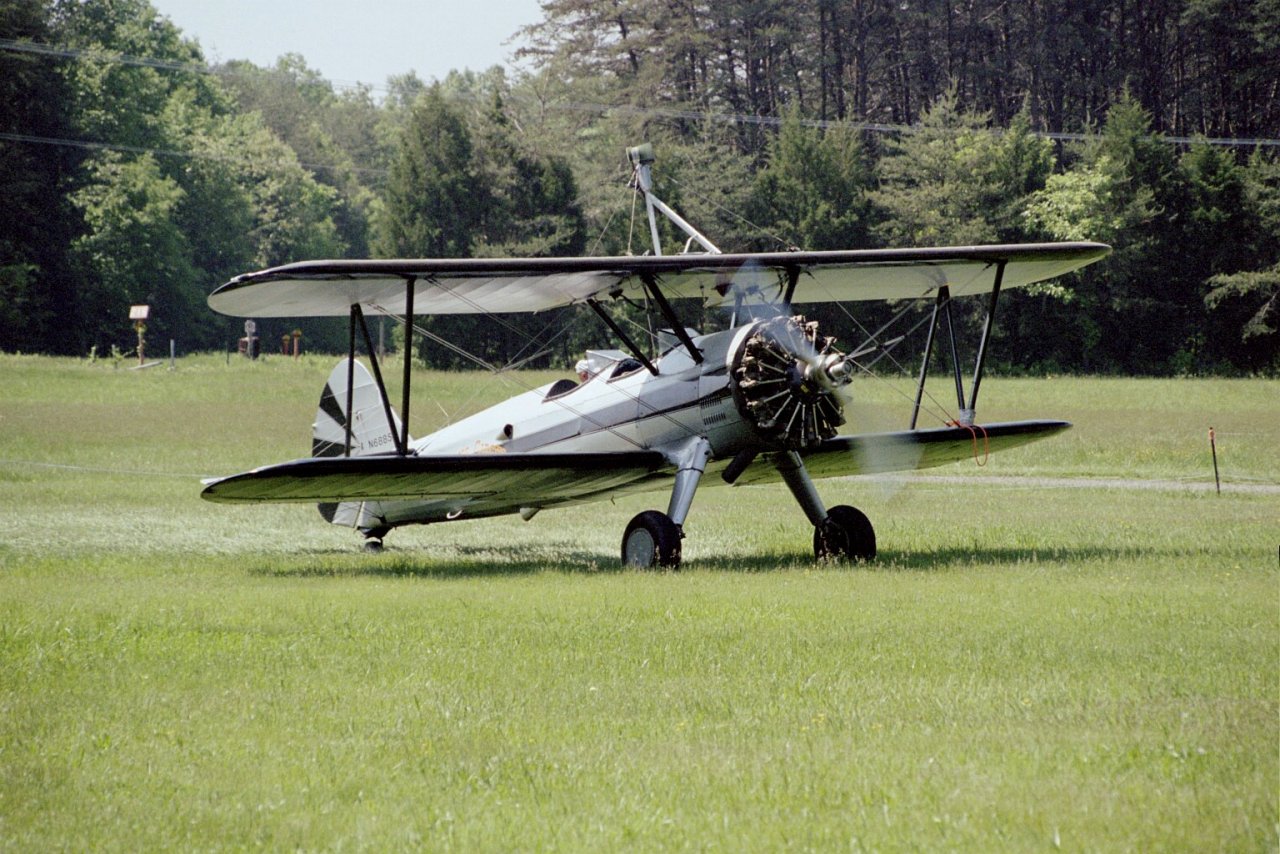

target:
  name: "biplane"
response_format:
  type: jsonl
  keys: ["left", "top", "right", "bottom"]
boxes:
{"left": 201, "top": 144, "right": 1109, "bottom": 568}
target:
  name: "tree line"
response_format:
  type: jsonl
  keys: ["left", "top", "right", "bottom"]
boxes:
{"left": 1, "top": 0, "right": 1276, "bottom": 372}
{"left": 521, "top": 0, "right": 1278, "bottom": 141}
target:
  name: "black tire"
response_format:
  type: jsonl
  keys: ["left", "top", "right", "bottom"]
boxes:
{"left": 622, "top": 510, "right": 683, "bottom": 569}
{"left": 813, "top": 504, "right": 876, "bottom": 562}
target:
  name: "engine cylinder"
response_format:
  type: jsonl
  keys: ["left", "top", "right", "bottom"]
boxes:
{"left": 729, "top": 316, "right": 849, "bottom": 449}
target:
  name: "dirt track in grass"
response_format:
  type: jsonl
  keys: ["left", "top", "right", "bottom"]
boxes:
{"left": 872, "top": 473, "right": 1280, "bottom": 494}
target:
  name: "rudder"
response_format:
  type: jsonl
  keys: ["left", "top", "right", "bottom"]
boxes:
{"left": 313, "top": 358, "right": 408, "bottom": 536}
{"left": 312, "top": 358, "right": 405, "bottom": 458}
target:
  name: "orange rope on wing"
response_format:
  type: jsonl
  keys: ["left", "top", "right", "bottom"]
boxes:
{"left": 947, "top": 420, "right": 990, "bottom": 466}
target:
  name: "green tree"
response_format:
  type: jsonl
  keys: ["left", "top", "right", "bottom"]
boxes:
{"left": 151, "top": 73, "right": 344, "bottom": 275}
{"left": 375, "top": 85, "right": 481, "bottom": 259}
{"left": 871, "top": 93, "right": 1059, "bottom": 369}
{"left": 375, "top": 86, "right": 486, "bottom": 368}
{"left": 1, "top": 0, "right": 78, "bottom": 352}
{"left": 1090, "top": 95, "right": 1194, "bottom": 372}
{"left": 872, "top": 91, "right": 1051, "bottom": 248}
{"left": 472, "top": 91, "right": 586, "bottom": 259}
{"left": 1023, "top": 94, "right": 1209, "bottom": 372}
{"left": 47, "top": 0, "right": 348, "bottom": 353}
{"left": 50, "top": 0, "right": 227, "bottom": 353}
{"left": 53, "top": 0, "right": 218, "bottom": 149}
{"left": 69, "top": 152, "right": 201, "bottom": 350}
{"left": 750, "top": 110, "right": 873, "bottom": 251}
{"left": 217, "top": 54, "right": 384, "bottom": 258}
{"left": 1202, "top": 150, "right": 1280, "bottom": 369}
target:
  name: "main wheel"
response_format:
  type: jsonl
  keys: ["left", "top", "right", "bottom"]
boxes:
{"left": 622, "top": 510, "right": 683, "bottom": 569}
{"left": 813, "top": 504, "right": 876, "bottom": 562}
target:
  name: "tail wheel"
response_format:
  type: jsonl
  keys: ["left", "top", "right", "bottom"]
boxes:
{"left": 814, "top": 504, "right": 876, "bottom": 562}
{"left": 731, "top": 315, "right": 847, "bottom": 449}
{"left": 622, "top": 510, "right": 683, "bottom": 569}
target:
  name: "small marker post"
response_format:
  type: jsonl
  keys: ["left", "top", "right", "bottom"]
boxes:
{"left": 1209, "top": 426, "right": 1221, "bottom": 494}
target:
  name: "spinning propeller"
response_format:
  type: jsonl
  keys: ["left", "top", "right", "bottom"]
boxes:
{"left": 730, "top": 314, "right": 855, "bottom": 449}
{"left": 715, "top": 261, "right": 928, "bottom": 499}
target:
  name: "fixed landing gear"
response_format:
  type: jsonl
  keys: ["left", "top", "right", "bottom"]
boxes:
{"left": 622, "top": 510, "right": 682, "bottom": 569}
{"left": 362, "top": 525, "right": 389, "bottom": 553}
{"left": 774, "top": 450, "right": 877, "bottom": 564}
{"left": 814, "top": 504, "right": 876, "bottom": 562}
{"left": 620, "top": 437, "right": 709, "bottom": 570}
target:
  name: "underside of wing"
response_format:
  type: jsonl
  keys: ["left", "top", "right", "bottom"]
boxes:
{"left": 201, "top": 450, "right": 671, "bottom": 519}
{"left": 207, "top": 244, "right": 1110, "bottom": 318}
{"left": 730, "top": 420, "right": 1072, "bottom": 486}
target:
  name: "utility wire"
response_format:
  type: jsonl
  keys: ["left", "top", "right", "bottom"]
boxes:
{"left": 0, "top": 130, "right": 388, "bottom": 177}
{"left": 3, "top": 38, "right": 1277, "bottom": 149}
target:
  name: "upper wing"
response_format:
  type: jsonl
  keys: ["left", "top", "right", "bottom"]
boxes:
{"left": 207, "top": 243, "right": 1110, "bottom": 318}
{"left": 201, "top": 449, "right": 670, "bottom": 518}
{"left": 730, "top": 420, "right": 1072, "bottom": 485}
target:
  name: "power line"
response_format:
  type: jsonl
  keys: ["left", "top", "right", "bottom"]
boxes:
{"left": 0, "top": 130, "right": 389, "bottom": 178}
{"left": 4, "top": 37, "right": 1278, "bottom": 149}
{"left": 569, "top": 101, "right": 1280, "bottom": 148}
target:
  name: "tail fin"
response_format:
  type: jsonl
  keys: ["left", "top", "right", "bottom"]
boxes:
{"left": 313, "top": 358, "right": 409, "bottom": 536}
{"left": 312, "top": 358, "right": 406, "bottom": 458}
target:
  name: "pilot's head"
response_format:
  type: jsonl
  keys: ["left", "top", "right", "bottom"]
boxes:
{"left": 575, "top": 359, "right": 591, "bottom": 382}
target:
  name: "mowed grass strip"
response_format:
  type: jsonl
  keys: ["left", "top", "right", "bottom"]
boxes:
{"left": 1, "top": 354, "right": 1276, "bottom": 850}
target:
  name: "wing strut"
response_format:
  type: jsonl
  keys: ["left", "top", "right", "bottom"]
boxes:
{"left": 344, "top": 308, "right": 356, "bottom": 456}
{"left": 966, "top": 261, "right": 1006, "bottom": 419}
{"left": 908, "top": 260, "right": 1007, "bottom": 428}
{"left": 587, "top": 298, "right": 658, "bottom": 376}
{"left": 782, "top": 265, "right": 801, "bottom": 308}
{"left": 641, "top": 273, "right": 703, "bottom": 363}
{"left": 910, "top": 288, "right": 947, "bottom": 430}
{"left": 943, "top": 290, "right": 966, "bottom": 414}
{"left": 400, "top": 276, "right": 415, "bottom": 453}
{"left": 352, "top": 304, "right": 407, "bottom": 456}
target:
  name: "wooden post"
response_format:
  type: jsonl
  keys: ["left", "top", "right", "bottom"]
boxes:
{"left": 1209, "top": 427, "right": 1221, "bottom": 494}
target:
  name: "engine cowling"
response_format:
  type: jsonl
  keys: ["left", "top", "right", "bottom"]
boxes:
{"left": 729, "top": 315, "right": 850, "bottom": 449}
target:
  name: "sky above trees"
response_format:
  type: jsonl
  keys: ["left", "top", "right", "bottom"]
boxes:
{"left": 149, "top": 0, "right": 544, "bottom": 88}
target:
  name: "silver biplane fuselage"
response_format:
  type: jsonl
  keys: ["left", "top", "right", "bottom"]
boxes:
{"left": 421, "top": 332, "right": 744, "bottom": 457}
{"left": 370, "top": 325, "right": 756, "bottom": 530}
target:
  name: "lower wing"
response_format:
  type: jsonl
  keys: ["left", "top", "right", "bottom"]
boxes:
{"left": 201, "top": 450, "right": 670, "bottom": 518}
{"left": 729, "top": 420, "right": 1070, "bottom": 485}
{"left": 202, "top": 421, "right": 1067, "bottom": 516}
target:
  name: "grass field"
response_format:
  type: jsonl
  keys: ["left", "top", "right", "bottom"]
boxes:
{"left": 1, "top": 353, "right": 1276, "bottom": 850}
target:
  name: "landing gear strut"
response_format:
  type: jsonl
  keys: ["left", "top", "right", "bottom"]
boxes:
{"left": 621, "top": 437, "right": 711, "bottom": 570}
{"left": 774, "top": 450, "right": 877, "bottom": 563}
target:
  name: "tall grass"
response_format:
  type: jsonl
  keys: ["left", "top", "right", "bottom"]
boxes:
{"left": 1, "top": 354, "right": 1276, "bottom": 850}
